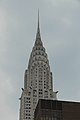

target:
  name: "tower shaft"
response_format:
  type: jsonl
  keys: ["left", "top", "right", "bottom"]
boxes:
{"left": 19, "top": 14, "right": 57, "bottom": 120}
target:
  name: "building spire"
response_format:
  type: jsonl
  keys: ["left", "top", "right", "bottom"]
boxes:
{"left": 36, "top": 9, "right": 40, "bottom": 36}
{"left": 37, "top": 9, "right": 40, "bottom": 34}
{"left": 35, "top": 9, "right": 43, "bottom": 46}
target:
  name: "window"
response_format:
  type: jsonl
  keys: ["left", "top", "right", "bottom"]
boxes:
{"left": 39, "top": 89, "right": 42, "bottom": 91}
{"left": 39, "top": 92, "right": 42, "bottom": 94}
{"left": 27, "top": 98, "right": 30, "bottom": 100}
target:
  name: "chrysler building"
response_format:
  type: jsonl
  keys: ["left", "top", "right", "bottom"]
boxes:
{"left": 19, "top": 13, "right": 57, "bottom": 120}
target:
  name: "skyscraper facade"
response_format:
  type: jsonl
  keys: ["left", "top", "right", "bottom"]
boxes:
{"left": 34, "top": 99, "right": 80, "bottom": 120}
{"left": 19, "top": 14, "right": 57, "bottom": 120}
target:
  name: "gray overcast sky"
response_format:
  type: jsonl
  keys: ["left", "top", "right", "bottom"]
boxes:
{"left": 0, "top": 0, "right": 80, "bottom": 120}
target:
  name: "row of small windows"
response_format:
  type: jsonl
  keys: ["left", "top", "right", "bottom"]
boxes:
{"left": 39, "top": 92, "right": 42, "bottom": 94}
{"left": 32, "top": 57, "right": 48, "bottom": 63}
{"left": 25, "top": 117, "right": 31, "bottom": 119}
{"left": 39, "top": 89, "right": 42, "bottom": 91}
{"left": 25, "top": 101, "right": 31, "bottom": 103}
{"left": 40, "top": 117, "right": 61, "bottom": 120}
{"left": 33, "top": 51, "right": 46, "bottom": 56}
{"left": 25, "top": 107, "right": 31, "bottom": 109}
{"left": 31, "top": 66, "right": 49, "bottom": 74}
{"left": 33, "top": 94, "right": 37, "bottom": 97}
{"left": 26, "top": 114, "right": 31, "bottom": 116}
{"left": 39, "top": 95, "right": 43, "bottom": 98}
{"left": 44, "top": 96, "right": 48, "bottom": 98}
{"left": 33, "top": 46, "right": 45, "bottom": 52}
{"left": 31, "top": 63, "right": 49, "bottom": 69}
{"left": 25, "top": 104, "right": 30, "bottom": 106}
{"left": 24, "top": 97, "right": 30, "bottom": 100}
{"left": 31, "top": 73, "right": 48, "bottom": 80}
{"left": 26, "top": 110, "right": 30, "bottom": 112}
{"left": 39, "top": 80, "right": 42, "bottom": 83}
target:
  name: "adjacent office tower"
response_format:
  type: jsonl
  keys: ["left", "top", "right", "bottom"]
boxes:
{"left": 34, "top": 99, "right": 80, "bottom": 120}
{"left": 19, "top": 14, "right": 57, "bottom": 120}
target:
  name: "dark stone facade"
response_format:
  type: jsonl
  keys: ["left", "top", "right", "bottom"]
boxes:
{"left": 34, "top": 99, "right": 80, "bottom": 120}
